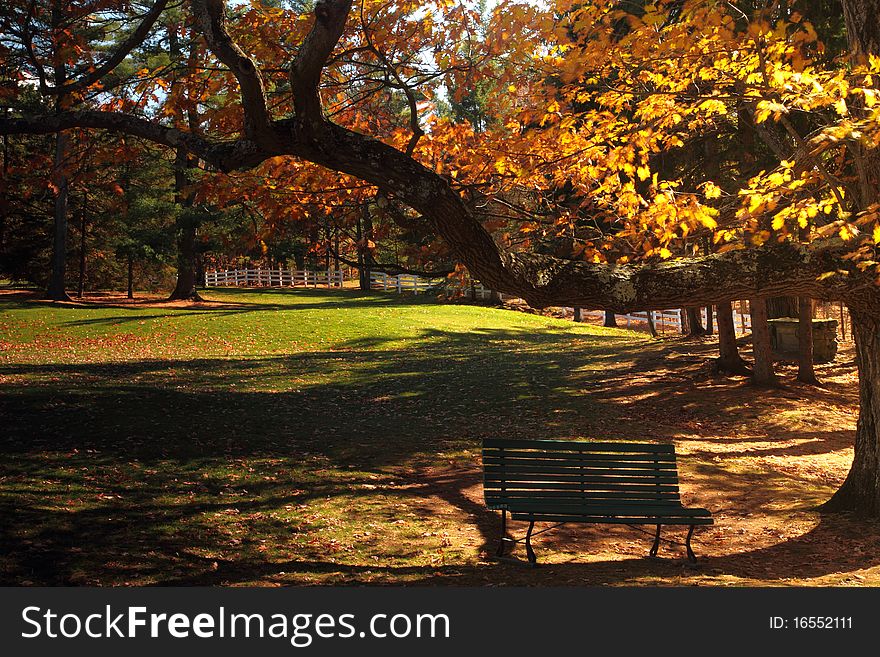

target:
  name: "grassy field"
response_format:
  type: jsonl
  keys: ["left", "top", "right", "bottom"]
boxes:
{"left": 0, "top": 287, "right": 874, "bottom": 586}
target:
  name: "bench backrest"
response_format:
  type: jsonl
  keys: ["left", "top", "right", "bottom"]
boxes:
{"left": 482, "top": 438, "right": 682, "bottom": 510}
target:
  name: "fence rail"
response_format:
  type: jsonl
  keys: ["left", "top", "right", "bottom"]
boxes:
{"left": 205, "top": 268, "right": 347, "bottom": 288}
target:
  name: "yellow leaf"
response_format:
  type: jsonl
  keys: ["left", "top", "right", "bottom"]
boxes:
{"left": 873, "top": 225, "right": 880, "bottom": 244}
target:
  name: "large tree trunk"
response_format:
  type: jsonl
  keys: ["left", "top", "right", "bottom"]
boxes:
{"left": 824, "top": 308, "right": 880, "bottom": 514}
{"left": 797, "top": 297, "right": 819, "bottom": 384}
{"left": 603, "top": 311, "right": 618, "bottom": 328}
{"left": 573, "top": 307, "right": 583, "bottom": 322}
{"left": 705, "top": 305, "right": 714, "bottom": 335}
{"left": 167, "top": 25, "right": 202, "bottom": 302}
{"left": 715, "top": 301, "right": 751, "bottom": 375}
{"left": 750, "top": 298, "right": 777, "bottom": 385}
{"left": 168, "top": 146, "right": 202, "bottom": 301}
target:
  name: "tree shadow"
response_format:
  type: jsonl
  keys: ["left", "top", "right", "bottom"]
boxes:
{"left": 0, "top": 309, "right": 865, "bottom": 585}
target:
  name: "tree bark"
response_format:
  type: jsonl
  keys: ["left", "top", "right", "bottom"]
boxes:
{"left": 127, "top": 254, "right": 134, "bottom": 300}
{"left": 705, "top": 305, "right": 714, "bottom": 335}
{"left": 603, "top": 311, "right": 618, "bottom": 328}
{"left": 825, "top": 308, "right": 880, "bottom": 514}
{"left": 750, "top": 298, "right": 777, "bottom": 385}
{"left": 646, "top": 311, "right": 658, "bottom": 338}
{"left": 797, "top": 297, "right": 819, "bottom": 384}
{"left": 168, "top": 146, "right": 202, "bottom": 301}
{"left": 573, "top": 307, "right": 583, "bottom": 322}
{"left": 685, "top": 307, "right": 705, "bottom": 336}
{"left": 356, "top": 203, "right": 373, "bottom": 291}
{"left": 767, "top": 296, "right": 799, "bottom": 319}
{"left": 46, "top": 108, "right": 70, "bottom": 301}
{"left": 46, "top": 1, "right": 71, "bottom": 301}
{"left": 715, "top": 301, "right": 751, "bottom": 375}
{"left": 77, "top": 205, "right": 86, "bottom": 298}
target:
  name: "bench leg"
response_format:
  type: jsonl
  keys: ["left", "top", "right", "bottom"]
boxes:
{"left": 649, "top": 524, "right": 662, "bottom": 557}
{"left": 496, "top": 510, "right": 508, "bottom": 557}
{"left": 525, "top": 521, "right": 537, "bottom": 566}
{"left": 685, "top": 525, "right": 697, "bottom": 564}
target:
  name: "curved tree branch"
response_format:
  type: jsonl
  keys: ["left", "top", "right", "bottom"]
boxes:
{"left": 290, "top": 0, "right": 353, "bottom": 121}
{"left": 190, "top": 0, "right": 273, "bottom": 143}
{"left": 0, "top": 110, "right": 264, "bottom": 172}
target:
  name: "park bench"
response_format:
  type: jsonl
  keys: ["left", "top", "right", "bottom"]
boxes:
{"left": 482, "top": 438, "right": 713, "bottom": 565}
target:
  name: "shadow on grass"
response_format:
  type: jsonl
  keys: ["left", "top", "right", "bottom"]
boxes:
{"left": 0, "top": 319, "right": 863, "bottom": 585}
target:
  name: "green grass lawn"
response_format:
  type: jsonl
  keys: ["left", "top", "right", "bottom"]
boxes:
{"left": 1, "top": 287, "right": 873, "bottom": 586}
{"left": 0, "top": 288, "right": 650, "bottom": 585}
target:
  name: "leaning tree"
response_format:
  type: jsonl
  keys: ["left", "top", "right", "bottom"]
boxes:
{"left": 3, "top": 0, "right": 880, "bottom": 512}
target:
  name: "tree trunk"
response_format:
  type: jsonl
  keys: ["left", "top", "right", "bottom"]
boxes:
{"left": 797, "top": 297, "right": 819, "bottom": 384}
{"left": 168, "top": 146, "right": 202, "bottom": 301}
{"left": 127, "top": 254, "right": 134, "bottom": 300}
{"left": 824, "top": 308, "right": 880, "bottom": 514}
{"left": 750, "top": 298, "right": 777, "bottom": 385}
{"left": 603, "top": 311, "right": 618, "bottom": 327}
{"left": 715, "top": 301, "right": 751, "bottom": 375}
{"left": 46, "top": 115, "right": 70, "bottom": 301}
{"left": 357, "top": 204, "right": 372, "bottom": 291}
{"left": 767, "top": 296, "right": 799, "bottom": 319}
{"left": 705, "top": 305, "right": 714, "bottom": 335}
{"left": 685, "top": 307, "right": 705, "bottom": 336}
{"left": 77, "top": 204, "right": 86, "bottom": 298}
{"left": 646, "top": 311, "right": 658, "bottom": 338}
{"left": 573, "top": 307, "right": 583, "bottom": 322}
{"left": 0, "top": 124, "right": 8, "bottom": 253}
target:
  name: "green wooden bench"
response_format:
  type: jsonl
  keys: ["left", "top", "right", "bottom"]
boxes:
{"left": 482, "top": 438, "right": 713, "bottom": 565}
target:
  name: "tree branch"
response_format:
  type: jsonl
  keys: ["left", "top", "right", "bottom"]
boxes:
{"left": 290, "top": 0, "right": 353, "bottom": 121}
{"left": 190, "top": 0, "right": 273, "bottom": 143}
{"left": 0, "top": 110, "right": 264, "bottom": 172}
{"left": 55, "top": 0, "right": 172, "bottom": 96}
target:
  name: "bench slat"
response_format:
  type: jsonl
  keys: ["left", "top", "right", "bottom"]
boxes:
{"left": 510, "top": 513, "right": 714, "bottom": 525}
{"left": 484, "top": 481, "right": 679, "bottom": 493}
{"left": 505, "top": 503, "right": 712, "bottom": 516}
{"left": 483, "top": 438, "right": 674, "bottom": 453}
{"left": 484, "top": 466, "right": 679, "bottom": 480}
{"left": 483, "top": 456, "right": 677, "bottom": 469}
{"left": 486, "top": 490, "right": 681, "bottom": 502}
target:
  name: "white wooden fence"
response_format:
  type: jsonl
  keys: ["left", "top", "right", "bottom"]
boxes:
{"left": 205, "top": 268, "right": 347, "bottom": 288}
{"left": 369, "top": 272, "right": 441, "bottom": 294}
